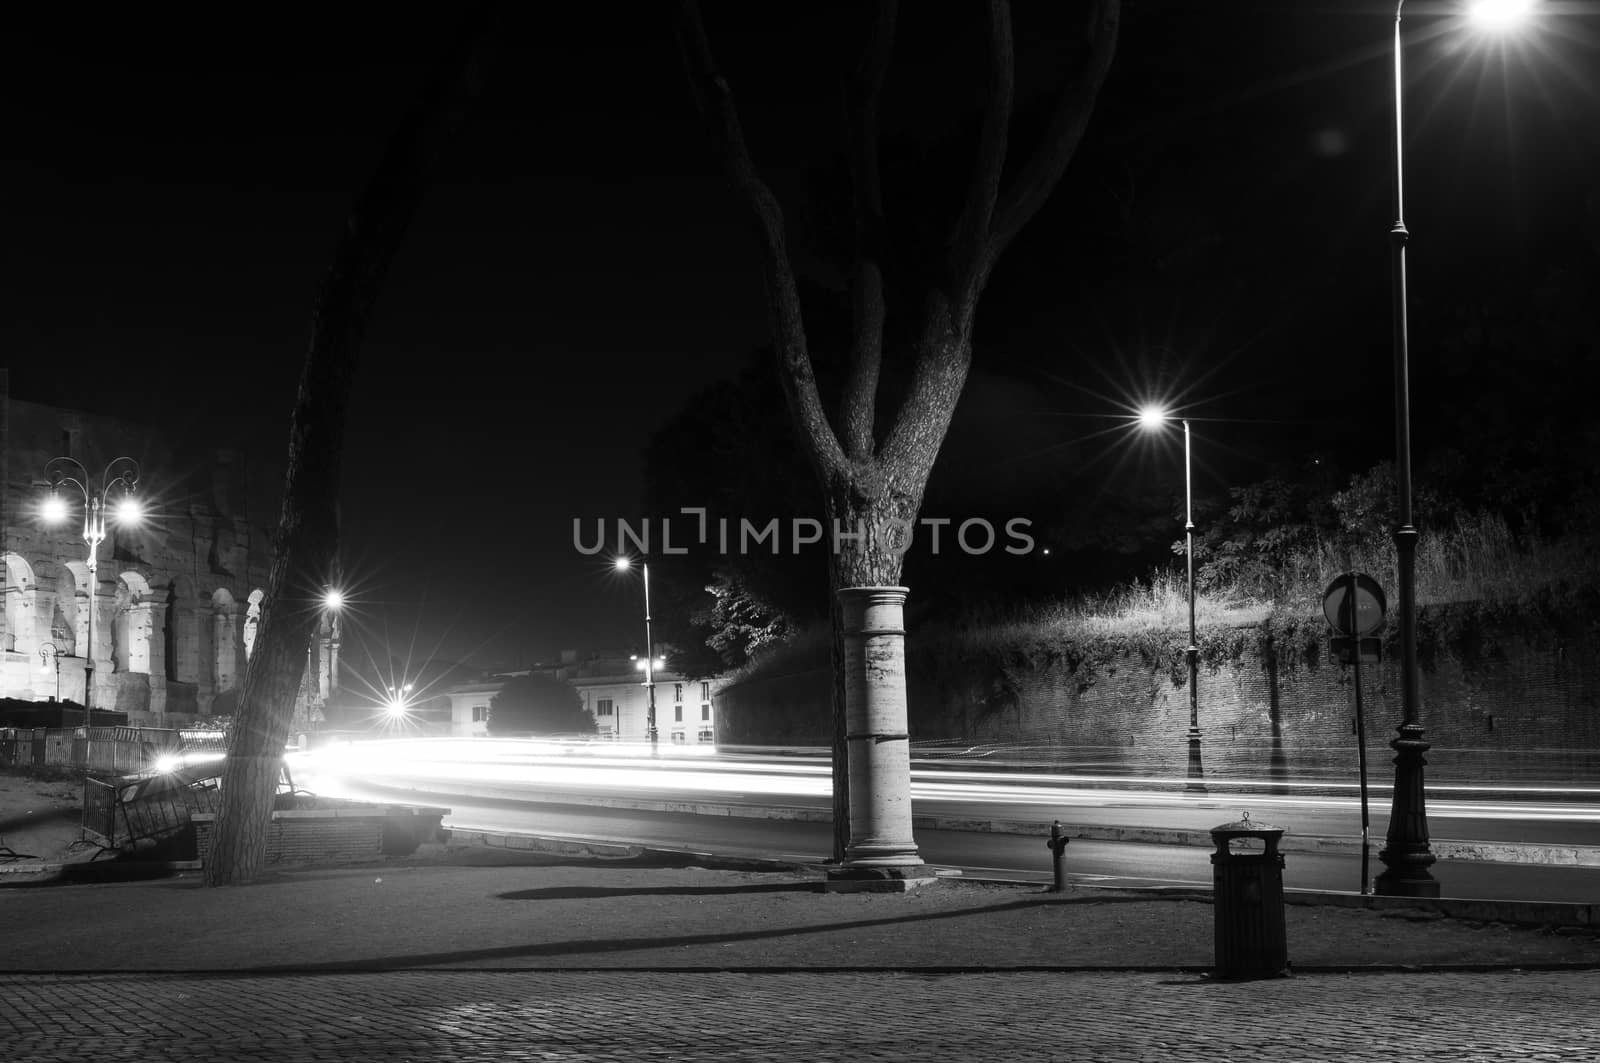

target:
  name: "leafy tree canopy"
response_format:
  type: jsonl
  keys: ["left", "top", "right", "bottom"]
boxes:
{"left": 488, "top": 674, "right": 596, "bottom": 736}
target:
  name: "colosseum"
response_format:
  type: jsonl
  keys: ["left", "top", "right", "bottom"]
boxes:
{"left": 1, "top": 384, "right": 333, "bottom": 731}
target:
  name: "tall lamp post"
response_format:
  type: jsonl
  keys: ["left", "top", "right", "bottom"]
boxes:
{"left": 1138, "top": 407, "right": 1204, "bottom": 788}
{"left": 1376, "top": 0, "right": 1533, "bottom": 898}
{"left": 38, "top": 642, "right": 61, "bottom": 703}
{"left": 40, "top": 456, "right": 141, "bottom": 729}
{"left": 614, "top": 556, "right": 660, "bottom": 750}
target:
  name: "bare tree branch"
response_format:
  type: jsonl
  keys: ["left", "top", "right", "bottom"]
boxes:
{"left": 881, "top": 1, "right": 1118, "bottom": 479}
{"left": 947, "top": 0, "right": 1015, "bottom": 333}
{"left": 839, "top": 0, "right": 897, "bottom": 462}
{"left": 879, "top": 2, "right": 1014, "bottom": 478}
{"left": 676, "top": 0, "right": 848, "bottom": 484}
{"left": 991, "top": 0, "right": 1121, "bottom": 256}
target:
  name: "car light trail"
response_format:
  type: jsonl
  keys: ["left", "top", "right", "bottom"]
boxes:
{"left": 288, "top": 736, "right": 1600, "bottom": 828}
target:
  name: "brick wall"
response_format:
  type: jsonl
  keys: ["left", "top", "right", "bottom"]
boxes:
{"left": 192, "top": 811, "right": 385, "bottom": 866}
{"left": 714, "top": 607, "right": 1600, "bottom": 782}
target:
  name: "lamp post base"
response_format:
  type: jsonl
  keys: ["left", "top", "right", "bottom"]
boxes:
{"left": 1375, "top": 723, "right": 1439, "bottom": 898}
{"left": 1185, "top": 731, "right": 1206, "bottom": 793}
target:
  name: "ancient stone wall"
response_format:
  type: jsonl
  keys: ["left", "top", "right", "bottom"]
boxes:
{"left": 0, "top": 396, "right": 332, "bottom": 728}
{"left": 713, "top": 606, "right": 1600, "bottom": 783}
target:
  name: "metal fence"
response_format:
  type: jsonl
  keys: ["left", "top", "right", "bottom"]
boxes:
{"left": 82, "top": 767, "right": 223, "bottom": 849}
{"left": 0, "top": 725, "right": 189, "bottom": 774}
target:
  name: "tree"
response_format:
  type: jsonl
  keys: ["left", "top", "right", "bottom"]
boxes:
{"left": 203, "top": 11, "right": 499, "bottom": 887}
{"left": 677, "top": 1, "right": 1120, "bottom": 866}
{"left": 487, "top": 674, "right": 597, "bottom": 736}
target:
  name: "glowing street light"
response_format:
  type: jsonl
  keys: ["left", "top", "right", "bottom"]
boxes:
{"left": 1376, "top": 0, "right": 1534, "bottom": 899}
{"left": 614, "top": 556, "right": 660, "bottom": 750}
{"left": 1137, "top": 407, "right": 1203, "bottom": 789}
{"left": 1467, "top": 0, "right": 1532, "bottom": 29}
{"left": 39, "top": 456, "right": 141, "bottom": 728}
{"left": 384, "top": 683, "right": 414, "bottom": 719}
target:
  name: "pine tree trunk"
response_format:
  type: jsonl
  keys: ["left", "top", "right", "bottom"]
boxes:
{"left": 201, "top": 11, "right": 497, "bottom": 887}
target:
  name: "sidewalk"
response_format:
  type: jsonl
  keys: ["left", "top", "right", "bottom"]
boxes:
{"left": 2, "top": 837, "right": 1600, "bottom": 1062}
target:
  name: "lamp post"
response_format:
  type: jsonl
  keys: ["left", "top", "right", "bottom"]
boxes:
{"left": 1376, "top": 0, "right": 1532, "bottom": 898}
{"left": 384, "top": 683, "right": 413, "bottom": 721}
{"left": 38, "top": 642, "right": 61, "bottom": 703}
{"left": 1138, "top": 407, "right": 1204, "bottom": 789}
{"left": 40, "top": 456, "right": 141, "bottom": 729}
{"left": 614, "top": 556, "right": 659, "bottom": 750}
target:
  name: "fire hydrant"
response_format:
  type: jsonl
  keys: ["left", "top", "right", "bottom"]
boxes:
{"left": 1046, "top": 820, "right": 1071, "bottom": 892}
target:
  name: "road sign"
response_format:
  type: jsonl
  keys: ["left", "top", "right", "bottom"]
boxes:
{"left": 1322, "top": 574, "right": 1386, "bottom": 636}
{"left": 1331, "top": 636, "right": 1381, "bottom": 665}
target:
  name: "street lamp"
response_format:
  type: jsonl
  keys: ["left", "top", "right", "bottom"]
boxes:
{"left": 1138, "top": 406, "right": 1204, "bottom": 789}
{"left": 40, "top": 456, "right": 141, "bottom": 729}
{"left": 38, "top": 642, "right": 61, "bottom": 703}
{"left": 614, "top": 556, "right": 659, "bottom": 750}
{"left": 384, "top": 683, "right": 414, "bottom": 719}
{"left": 1377, "top": 0, "right": 1533, "bottom": 899}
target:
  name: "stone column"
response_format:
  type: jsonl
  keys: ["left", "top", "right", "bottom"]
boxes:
{"left": 836, "top": 586, "right": 927, "bottom": 880}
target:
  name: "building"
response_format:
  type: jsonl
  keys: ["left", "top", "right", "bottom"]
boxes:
{"left": 1, "top": 384, "right": 333, "bottom": 731}
{"left": 565, "top": 652, "right": 715, "bottom": 744}
{"left": 441, "top": 678, "right": 502, "bottom": 738}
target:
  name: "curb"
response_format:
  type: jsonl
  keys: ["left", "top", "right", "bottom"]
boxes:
{"left": 382, "top": 782, "right": 1600, "bottom": 868}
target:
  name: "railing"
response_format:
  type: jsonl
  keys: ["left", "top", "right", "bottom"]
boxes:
{"left": 0, "top": 725, "right": 190, "bottom": 774}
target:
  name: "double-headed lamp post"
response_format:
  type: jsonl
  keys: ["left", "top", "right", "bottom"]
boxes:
{"left": 40, "top": 456, "right": 141, "bottom": 728}
{"left": 1376, "top": 0, "right": 1533, "bottom": 899}
{"left": 1138, "top": 407, "right": 1204, "bottom": 787}
{"left": 614, "top": 556, "right": 660, "bottom": 750}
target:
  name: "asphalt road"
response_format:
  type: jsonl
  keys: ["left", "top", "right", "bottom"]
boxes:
{"left": 287, "top": 738, "right": 1600, "bottom": 846}
{"left": 288, "top": 742, "right": 1600, "bottom": 902}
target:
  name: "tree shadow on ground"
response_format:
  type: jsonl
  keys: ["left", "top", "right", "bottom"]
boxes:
{"left": 241, "top": 892, "right": 1170, "bottom": 973}
{"left": 497, "top": 882, "right": 816, "bottom": 899}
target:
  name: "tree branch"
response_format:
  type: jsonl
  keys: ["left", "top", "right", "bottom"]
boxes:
{"left": 991, "top": 0, "right": 1121, "bottom": 257}
{"left": 879, "top": 2, "right": 1013, "bottom": 477}
{"left": 946, "top": 0, "right": 1015, "bottom": 335}
{"left": 676, "top": 0, "right": 848, "bottom": 484}
{"left": 839, "top": 0, "right": 897, "bottom": 462}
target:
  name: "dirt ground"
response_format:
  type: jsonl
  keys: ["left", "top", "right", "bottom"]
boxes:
{"left": 0, "top": 765, "right": 87, "bottom": 864}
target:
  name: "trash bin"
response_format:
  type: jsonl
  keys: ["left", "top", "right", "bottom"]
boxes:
{"left": 1210, "top": 812, "right": 1289, "bottom": 979}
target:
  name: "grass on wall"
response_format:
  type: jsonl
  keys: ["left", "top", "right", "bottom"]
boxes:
{"left": 729, "top": 512, "right": 1600, "bottom": 687}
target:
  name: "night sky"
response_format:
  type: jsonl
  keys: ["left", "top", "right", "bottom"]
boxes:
{"left": 5, "top": 3, "right": 1597, "bottom": 674}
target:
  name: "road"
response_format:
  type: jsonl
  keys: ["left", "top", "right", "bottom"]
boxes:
{"left": 286, "top": 737, "right": 1600, "bottom": 901}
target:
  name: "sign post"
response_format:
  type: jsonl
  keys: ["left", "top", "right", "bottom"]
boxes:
{"left": 1323, "top": 573, "right": 1387, "bottom": 895}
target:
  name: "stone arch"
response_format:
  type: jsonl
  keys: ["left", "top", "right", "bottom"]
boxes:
{"left": 164, "top": 580, "right": 181, "bottom": 681}
{"left": 114, "top": 572, "right": 156, "bottom": 674}
{"left": 51, "top": 566, "right": 79, "bottom": 656}
{"left": 3, "top": 553, "right": 38, "bottom": 655}
{"left": 211, "top": 588, "right": 240, "bottom": 699}
{"left": 64, "top": 560, "right": 93, "bottom": 665}
{"left": 243, "top": 588, "right": 265, "bottom": 660}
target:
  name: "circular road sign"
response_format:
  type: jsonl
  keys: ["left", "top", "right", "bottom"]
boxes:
{"left": 1322, "top": 574, "right": 1387, "bottom": 636}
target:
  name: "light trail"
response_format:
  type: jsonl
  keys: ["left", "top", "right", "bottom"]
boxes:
{"left": 289, "top": 736, "right": 1600, "bottom": 827}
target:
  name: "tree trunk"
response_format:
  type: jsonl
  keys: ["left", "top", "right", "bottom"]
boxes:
{"left": 202, "top": 10, "right": 498, "bottom": 886}
{"left": 677, "top": 0, "right": 1120, "bottom": 880}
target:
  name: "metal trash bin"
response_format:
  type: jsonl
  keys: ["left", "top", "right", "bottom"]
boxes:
{"left": 1210, "top": 813, "right": 1289, "bottom": 979}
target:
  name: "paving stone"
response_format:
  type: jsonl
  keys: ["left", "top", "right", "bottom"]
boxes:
{"left": 3, "top": 970, "right": 1598, "bottom": 1063}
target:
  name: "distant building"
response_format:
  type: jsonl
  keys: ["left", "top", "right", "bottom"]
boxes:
{"left": 565, "top": 651, "right": 715, "bottom": 745}
{"left": 442, "top": 678, "right": 505, "bottom": 738}
{"left": 430, "top": 650, "right": 717, "bottom": 744}
{"left": 0, "top": 382, "right": 332, "bottom": 731}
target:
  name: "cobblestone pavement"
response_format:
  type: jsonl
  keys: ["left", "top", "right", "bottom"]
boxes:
{"left": 3, "top": 969, "right": 1598, "bottom": 1062}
